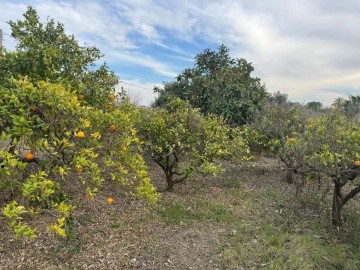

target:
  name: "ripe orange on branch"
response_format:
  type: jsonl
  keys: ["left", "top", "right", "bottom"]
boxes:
{"left": 24, "top": 152, "right": 34, "bottom": 161}
{"left": 108, "top": 93, "right": 115, "bottom": 100}
{"left": 109, "top": 124, "right": 116, "bottom": 131}
{"left": 355, "top": 160, "right": 360, "bottom": 167}
{"left": 76, "top": 131, "right": 85, "bottom": 138}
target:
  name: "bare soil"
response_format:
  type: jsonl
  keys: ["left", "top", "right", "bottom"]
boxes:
{"left": 1, "top": 156, "right": 359, "bottom": 269}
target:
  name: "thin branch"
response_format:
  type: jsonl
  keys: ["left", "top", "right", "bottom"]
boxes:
{"left": 152, "top": 157, "right": 166, "bottom": 172}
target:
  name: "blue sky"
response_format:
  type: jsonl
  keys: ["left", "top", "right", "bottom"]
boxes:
{"left": 1, "top": 0, "right": 359, "bottom": 106}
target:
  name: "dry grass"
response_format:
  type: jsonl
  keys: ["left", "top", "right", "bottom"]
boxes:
{"left": 1, "top": 156, "right": 359, "bottom": 269}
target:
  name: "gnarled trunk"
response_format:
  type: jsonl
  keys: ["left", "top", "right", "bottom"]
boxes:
{"left": 332, "top": 181, "right": 342, "bottom": 226}
{"left": 331, "top": 172, "right": 360, "bottom": 227}
{"left": 165, "top": 172, "right": 175, "bottom": 191}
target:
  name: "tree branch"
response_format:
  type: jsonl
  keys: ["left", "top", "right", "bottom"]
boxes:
{"left": 341, "top": 185, "right": 360, "bottom": 207}
{"left": 173, "top": 174, "right": 188, "bottom": 184}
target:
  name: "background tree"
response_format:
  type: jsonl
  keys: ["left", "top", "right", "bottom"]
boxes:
{"left": 344, "top": 95, "right": 360, "bottom": 117}
{"left": 306, "top": 101, "right": 323, "bottom": 111}
{"left": 268, "top": 91, "right": 289, "bottom": 105}
{"left": 332, "top": 95, "right": 360, "bottom": 118}
{"left": 153, "top": 45, "right": 268, "bottom": 125}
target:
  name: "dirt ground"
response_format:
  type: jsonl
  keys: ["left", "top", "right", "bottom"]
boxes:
{"left": 1, "top": 156, "right": 359, "bottom": 269}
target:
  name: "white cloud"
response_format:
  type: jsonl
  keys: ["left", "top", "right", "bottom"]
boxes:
{"left": 174, "top": 0, "right": 360, "bottom": 105}
{"left": 112, "top": 51, "right": 178, "bottom": 78}
{"left": 1, "top": 0, "right": 359, "bottom": 106}
{"left": 35, "top": 0, "right": 135, "bottom": 49}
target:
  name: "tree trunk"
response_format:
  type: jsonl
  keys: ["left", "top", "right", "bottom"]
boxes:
{"left": 286, "top": 168, "right": 294, "bottom": 184}
{"left": 332, "top": 181, "right": 342, "bottom": 226}
{"left": 165, "top": 172, "right": 174, "bottom": 191}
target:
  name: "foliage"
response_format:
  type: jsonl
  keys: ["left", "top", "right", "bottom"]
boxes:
{"left": 306, "top": 101, "right": 323, "bottom": 111}
{"left": 300, "top": 113, "right": 360, "bottom": 225}
{"left": 153, "top": 45, "right": 268, "bottom": 125}
{"left": 2, "top": 201, "right": 36, "bottom": 239}
{"left": 0, "top": 77, "right": 158, "bottom": 239}
{"left": 251, "top": 103, "right": 311, "bottom": 182}
{"left": 0, "top": 8, "right": 158, "bottom": 240}
{"left": 253, "top": 102, "right": 360, "bottom": 226}
{"left": 332, "top": 95, "right": 360, "bottom": 118}
{"left": 0, "top": 6, "right": 119, "bottom": 108}
{"left": 268, "top": 91, "right": 289, "bottom": 105}
{"left": 138, "top": 98, "right": 251, "bottom": 190}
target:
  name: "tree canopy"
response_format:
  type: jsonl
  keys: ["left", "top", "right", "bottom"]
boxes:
{"left": 0, "top": 6, "right": 118, "bottom": 107}
{"left": 306, "top": 101, "right": 323, "bottom": 111}
{"left": 153, "top": 45, "right": 268, "bottom": 125}
{"left": 0, "top": 7, "right": 158, "bottom": 239}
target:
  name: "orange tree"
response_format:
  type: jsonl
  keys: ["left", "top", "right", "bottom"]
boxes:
{"left": 0, "top": 6, "right": 118, "bottom": 107}
{"left": 0, "top": 7, "right": 158, "bottom": 239}
{"left": 137, "top": 99, "right": 252, "bottom": 191}
{"left": 299, "top": 113, "right": 360, "bottom": 226}
{"left": 0, "top": 78, "right": 158, "bottom": 239}
{"left": 251, "top": 102, "right": 360, "bottom": 226}
{"left": 251, "top": 103, "right": 312, "bottom": 183}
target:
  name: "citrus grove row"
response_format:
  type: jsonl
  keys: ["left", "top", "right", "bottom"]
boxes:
{"left": 0, "top": 7, "right": 359, "bottom": 239}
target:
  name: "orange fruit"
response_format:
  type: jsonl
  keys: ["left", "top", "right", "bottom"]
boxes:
{"left": 25, "top": 152, "right": 34, "bottom": 161}
{"left": 106, "top": 197, "right": 113, "bottom": 205}
{"left": 76, "top": 131, "right": 85, "bottom": 138}
{"left": 75, "top": 166, "right": 83, "bottom": 173}
{"left": 121, "top": 145, "right": 127, "bottom": 153}
{"left": 109, "top": 124, "right": 116, "bottom": 131}
{"left": 108, "top": 93, "right": 115, "bottom": 100}
{"left": 355, "top": 160, "right": 360, "bottom": 167}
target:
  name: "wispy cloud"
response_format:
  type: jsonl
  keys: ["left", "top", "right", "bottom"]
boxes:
{"left": 1, "top": 0, "right": 359, "bottom": 106}
{"left": 112, "top": 51, "right": 178, "bottom": 78}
